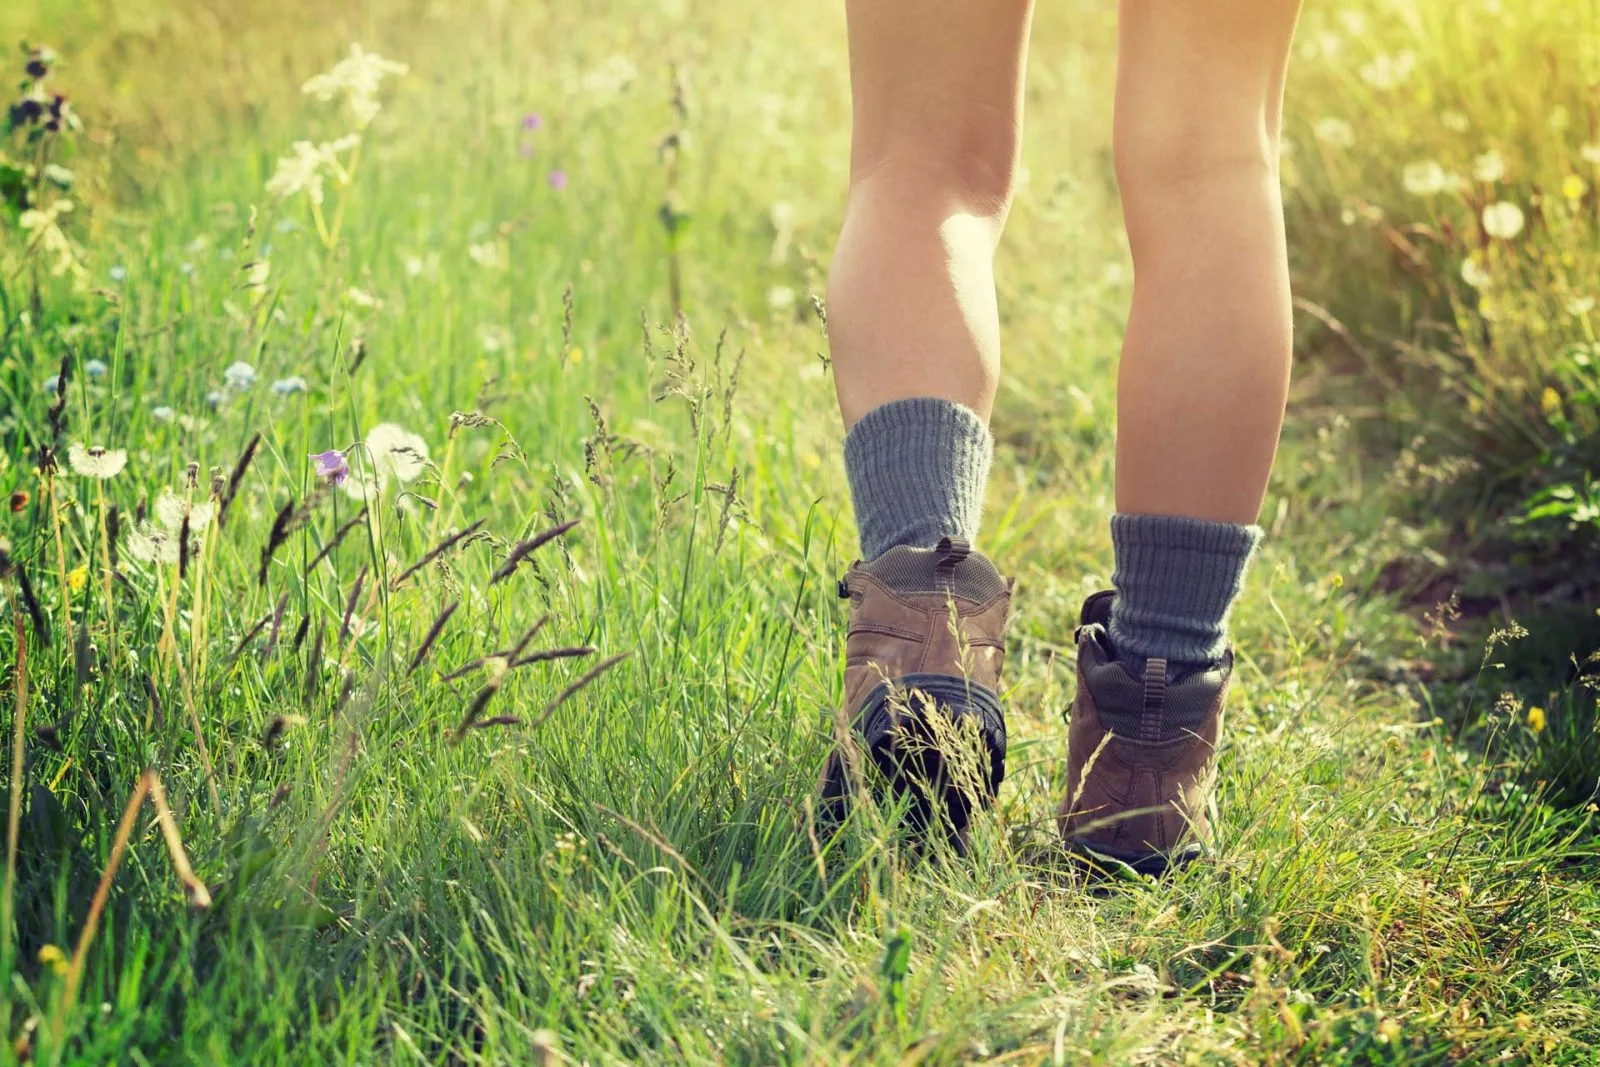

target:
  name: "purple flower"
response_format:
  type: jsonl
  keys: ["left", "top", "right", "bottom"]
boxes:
{"left": 522, "top": 113, "right": 542, "bottom": 131}
{"left": 311, "top": 449, "right": 350, "bottom": 486}
{"left": 548, "top": 169, "right": 568, "bottom": 191}
{"left": 520, "top": 141, "right": 535, "bottom": 159}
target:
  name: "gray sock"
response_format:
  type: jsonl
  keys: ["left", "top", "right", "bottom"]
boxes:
{"left": 1108, "top": 513, "right": 1261, "bottom": 671}
{"left": 844, "top": 397, "right": 993, "bottom": 561}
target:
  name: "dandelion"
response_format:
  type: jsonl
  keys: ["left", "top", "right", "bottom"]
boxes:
{"left": 66, "top": 564, "right": 87, "bottom": 593}
{"left": 37, "top": 945, "right": 68, "bottom": 978}
{"left": 345, "top": 286, "right": 382, "bottom": 309}
{"left": 155, "top": 489, "right": 215, "bottom": 533}
{"left": 205, "top": 390, "right": 225, "bottom": 409}
{"left": 1582, "top": 144, "right": 1600, "bottom": 166}
{"left": 1402, "top": 161, "right": 1447, "bottom": 196}
{"left": 478, "top": 324, "right": 510, "bottom": 353}
{"left": 1442, "top": 110, "right": 1470, "bottom": 133}
{"left": 180, "top": 262, "right": 194, "bottom": 276}
{"left": 311, "top": 449, "right": 350, "bottom": 486}
{"left": 300, "top": 44, "right": 408, "bottom": 129}
{"left": 1568, "top": 296, "right": 1595, "bottom": 316}
{"left": 1482, "top": 201, "right": 1525, "bottom": 240}
{"left": 548, "top": 169, "right": 569, "bottom": 191}
{"left": 1471, "top": 150, "right": 1506, "bottom": 184}
{"left": 580, "top": 54, "right": 638, "bottom": 98}
{"left": 126, "top": 524, "right": 180, "bottom": 566}
{"left": 767, "top": 286, "right": 796, "bottom": 311}
{"left": 1562, "top": 175, "right": 1588, "bottom": 201}
{"left": 1313, "top": 117, "right": 1354, "bottom": 148}
{"left": 1541, "top": 387, "right": 1563, "bottom": 418}
{"left": 271, "top": 376, "right": 308, "bottom": 396}
{"left": 366, "top": 423, "right": 430, "bottom": 483}
{"left": 67, "top": 444, "right": 128, "bottom": 480}
{"left": 42, "top": 377, "right": 59, "bottom": 395}
{"left": 223, "top": 361, "right": 257, "bottom": 390}
{"left": 1527, "top": 706, "right": 1546, "bottom": 734}
{"left": 108, "top": 266, "right": 126, "bottom": 283}
{"left": 1460, "top": 255, "right": 1491, "bottom": 289}
{"left": 404, "top": 255, "right": 424, "bottom": 277}
{"left": 522, "top": 113, "right": 543, "bottom": 131}
{"left": 85, "top": 359, "right": 107, "bottom": 378}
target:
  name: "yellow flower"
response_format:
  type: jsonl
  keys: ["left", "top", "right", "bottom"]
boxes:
{"left": 1541, "top": 387, "right": 1563, "bottom": 418}
{"left": 1562, "top": 175, "right": 1588, "bottom": 201}
{"left": 38, "top": 943, "right": 68, "bottom": 976}
{"left": 568, "top": 347, "right": 584, "bottom": 364}
{"left": 66, "top": 564, "right": 87, "bottom": 593}
{"left": 1527, "top": 706, "right": 1546, "bottom": 734}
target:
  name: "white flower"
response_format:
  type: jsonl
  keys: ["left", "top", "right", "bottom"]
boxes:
{"left": 155, "top": 489, "right": 216, "bottom": 533}
{"left": 1442, "top": 110, "right": 1470, "bottom": 133}
{"left": 1582, "top": 144, "right": 1600, "bottom": 166}
{"left": 244, "top": 260, "right": 271, "bottom": 290}
{"left": 404, "top": 255, "right": 424, "bottom": 277}
{"left": 126, "top": 524, "right": 180, "bottom": 566}
{"left": 301, "top": 44, "right": 408, "bottom": 129}
{"left": 267, "top": 141, "right": 330, "bottom": 204}
{"left": 1359, "top": 51, "right": 1415, "bottom": 90}
{"left": 468, "top": 242, "right": 504, "bottom": 269}
{"left": 345, "top": 286, "right": 382, "bottom": 309}
{"left": 1567, "top": 295, "right": 1594, "bottom": 316}
{"left": 272, "top": 376, "right": 308, "bottom": 395}
{"left": 767, "top": 286, "right": 796, "bottom": 311}
{"left": 1482, "top": 201, "right": 1526, "bottom": 240}
{"left": 1472, "top": 150, "right": 1506, "bottom": 184}
{"left": 346, "top": 423, "right": 430, "bottom": 500}
{"left": 152, "top": 405, "right": 176, "bottom": 423}
{"left": 1314, "top": 118, "right": 1355, "bottom": 148}
{"left": 1460, "top": 256, "right": 1491, "bottom": 289}
{"left": 1402, "top": 161, "right": 1447, "bottom": 196}
{"left": 478, "top": 324, "right": 510, "bottom": 352}
{"left": 67, "top": 443, "right": 128, "bottom": 479}
{"left": 1337, "top": 10, "right": 1367, "bottom": 35}
{"left": 224, "top": 361, "right": 257, "bottom": 390}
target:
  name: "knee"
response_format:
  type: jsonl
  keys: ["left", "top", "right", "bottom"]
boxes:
{"left": 1113, "top": 96, "right": 1278, "bottom": 209}
{"left": 849, "top": 98, "right": 1021, "bottom": 220}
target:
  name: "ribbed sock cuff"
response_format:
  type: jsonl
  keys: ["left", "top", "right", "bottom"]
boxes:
{"left": 1107, "top": 513, "right": 1261, "bottom": 667}
{"left": 844, "top": 397, "right": 993, "bottom": 561}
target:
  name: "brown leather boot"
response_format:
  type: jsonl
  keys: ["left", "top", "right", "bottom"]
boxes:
{"left": 1057, "top": 591, "right": 1230, "bottom": 875}
{"left": 818, "top": 536, "right": 1011, "bottom": 854}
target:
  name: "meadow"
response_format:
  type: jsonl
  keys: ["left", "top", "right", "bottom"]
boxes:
{"left": 1, "top": 0, "right": 1597, "bottom": 1062}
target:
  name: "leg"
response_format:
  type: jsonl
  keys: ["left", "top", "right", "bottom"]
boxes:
{"left": 829, "top": 0, "right": 1034, "bottom": 428}
{"left": 1114, "top": 0, "right": 1301, "bottom": 524}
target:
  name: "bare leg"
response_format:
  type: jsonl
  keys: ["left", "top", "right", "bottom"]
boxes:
{"left": 828, "top": 0, "right": 1035, "bottom": 428}
{"left": 1113, "top": 0, "right": 1303, "bottom": 523}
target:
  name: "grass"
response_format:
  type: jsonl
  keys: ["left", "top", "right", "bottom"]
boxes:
{"left": 0, "top": 0, "right": 1597, "bottom": 1062}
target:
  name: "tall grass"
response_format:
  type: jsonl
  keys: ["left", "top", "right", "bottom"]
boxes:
{"left": 0, "top": 0, "right": 1596, "bottom": 1062}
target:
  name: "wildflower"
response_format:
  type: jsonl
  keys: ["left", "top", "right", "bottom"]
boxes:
{"left": 522, "top": 113, "right": 543, "bottom": 131}
{"left": 245, "top": 260, "right": 271, "bottom": 290}
{"left": 1582, "top": 144, "right": 1600, "bottom": 166}
{"left": 1482, "top": 201, "right": 1525, "bottom": 240}
{"left": 206, "top": 390, "right": 225, "bottom": 408}
{"left": 1568, "top": 296, "right": 1595, "bottom": 316}
{"left": 478, "top": 324, "right": 510, "bottom": 352}
{"left": 1358, "top": 51, "right": 1415, "bottom": 90}
{"left": 155, "top": 488, "right": 216, "bottom": 532}
{"left": 1441, "top": 110, "right": 1470, "bottom": 133}
{"left": 345, "top": 286, "right": 382, "bottom": 309}
{"left": 520, "top": 141, "right": 535, "bottom": 159}
{"left": 42, "top": 377, "right": 59, "bottom": 395}
{"left": 1402, "top": 161, "right": 1447, "bottom": 196}
{"left": 109, "top": 265, "right": 127, "bottom": 283}
{"left": 180, "top": 262, "right": 194, "bottom": 275}
{"left": 404, "top": 255, "right": 424, "bottom": 277}
{"left": 126, "top": 524, "right": 180, "bottom": 565}
{"left": 271, "top": 376, "right": 308, "bottom": 396}
{"left": 1471, "top": 150, "right": 1506, "bottom": 184}
{"left": 767, "top": 286, "right": 796, "bottom": 311}
{"left": 9, "top": 491, "right": 28, "bottom": 513}
{"left": 224, "top": 361, "right": 257, "bottom": 390}
{"left": 367, "top": 423, "right": 429, "bottom": 483}
{"left": 1314, "top": 118, "right": 1354, "bottom": 148}
{"left": 1527, "top": 706, "right": 1546, "bottom": 734}
{"left": 301, "top": 44, "right": 408, "bottom": 129}
{"left": 265, "top": 135, "right": 361, "bottom": 204}
{"left": 1459, "top": 256, "right": 1490, "bottom": 289}
{"left": 548, "top": 169, "right": 569, "bottom": 191}
{"left": 37, "top": 944, "right": 68, "bottom": 977}
{"left": 85, "top": 358, "right": 108, "bottom": 378}
{"left": 1562, "top": 175, "right": 1588, "bottom": 201}
{"left": 580, "top": 54, "right": 637, "bottom": 98}
{"left": 66, "top": 564, "right": 87, "bottom": 593}
{"left": 468, "top": 242, "right": 504, "bottom": 269}
{"left": 67, "top": 443, "right": 128, "bottom": 479}
{"left": 311, "top": 449, "right": 351, "bottom": 486}
{"left": 1541, "top": 387, "right": 1562, "bottom": 418}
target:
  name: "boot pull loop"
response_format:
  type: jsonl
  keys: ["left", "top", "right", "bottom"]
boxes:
{"left": 933, "top": 536, "right": 970, "bottom": 590}
{"left": 1141, "top": 657, "right": 1168, "bottom": 744}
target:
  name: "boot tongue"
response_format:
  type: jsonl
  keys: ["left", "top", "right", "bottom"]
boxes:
{"left": 856, "top": 538, "right": 1007, "bottom": 601}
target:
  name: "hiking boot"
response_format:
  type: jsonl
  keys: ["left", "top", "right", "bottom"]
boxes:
{"left": 1056, "top": 590, "right": 1230, "bottom": 876}
{"left": 818, "top": 536, "right": 1011, "bottom": 854}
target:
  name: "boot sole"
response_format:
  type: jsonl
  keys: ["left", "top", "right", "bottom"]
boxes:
{"left": 819, "top": 673, "right": 1006, "bottom": 855}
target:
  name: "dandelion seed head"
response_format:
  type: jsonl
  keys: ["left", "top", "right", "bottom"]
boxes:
{"left": 1581, "top": 144, "right": 1600, "bottom": 167}
{"left": 1402, "top": 160, "right": 1447, "bottom": 196}
{"left": 272, "top": 376, "right": 308, "bottom": 396}
{"left": 127, "top": 523, "right": 181, "bottom": 565}
{"left": 767, "top": 286, "right": 795, "bottom": 312}
{"left": 1482, "top": 200, "right": 1526, "bottom": 240}
{"left": 67, "top": 443, "right": 128, "bottom": 479}
{"left": 1472, "top": 149, "right": 1506, "bottom": 184}
{"left": 108, "top": 266, "right": 126, "bottom": 283}
{"left": 1441, "top": 110, "right": 1470, "bottom": 133}
{"left": 155, "top": 488, "right": 215, "bottom": 533}
{"left": 1460, "top": 255, "right": 1491, "bottom": 289}
{"left": 152, "top": 405, "right": 176, "bottom": 423}
{"left": 1313, "top": 118, "right": 1354, "bottom": 149}
{"left": 206, "top": 390, "right": 226, "bottom": 409}
{"left": 85, "top": 358, "right": 108, "bottom": 378}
